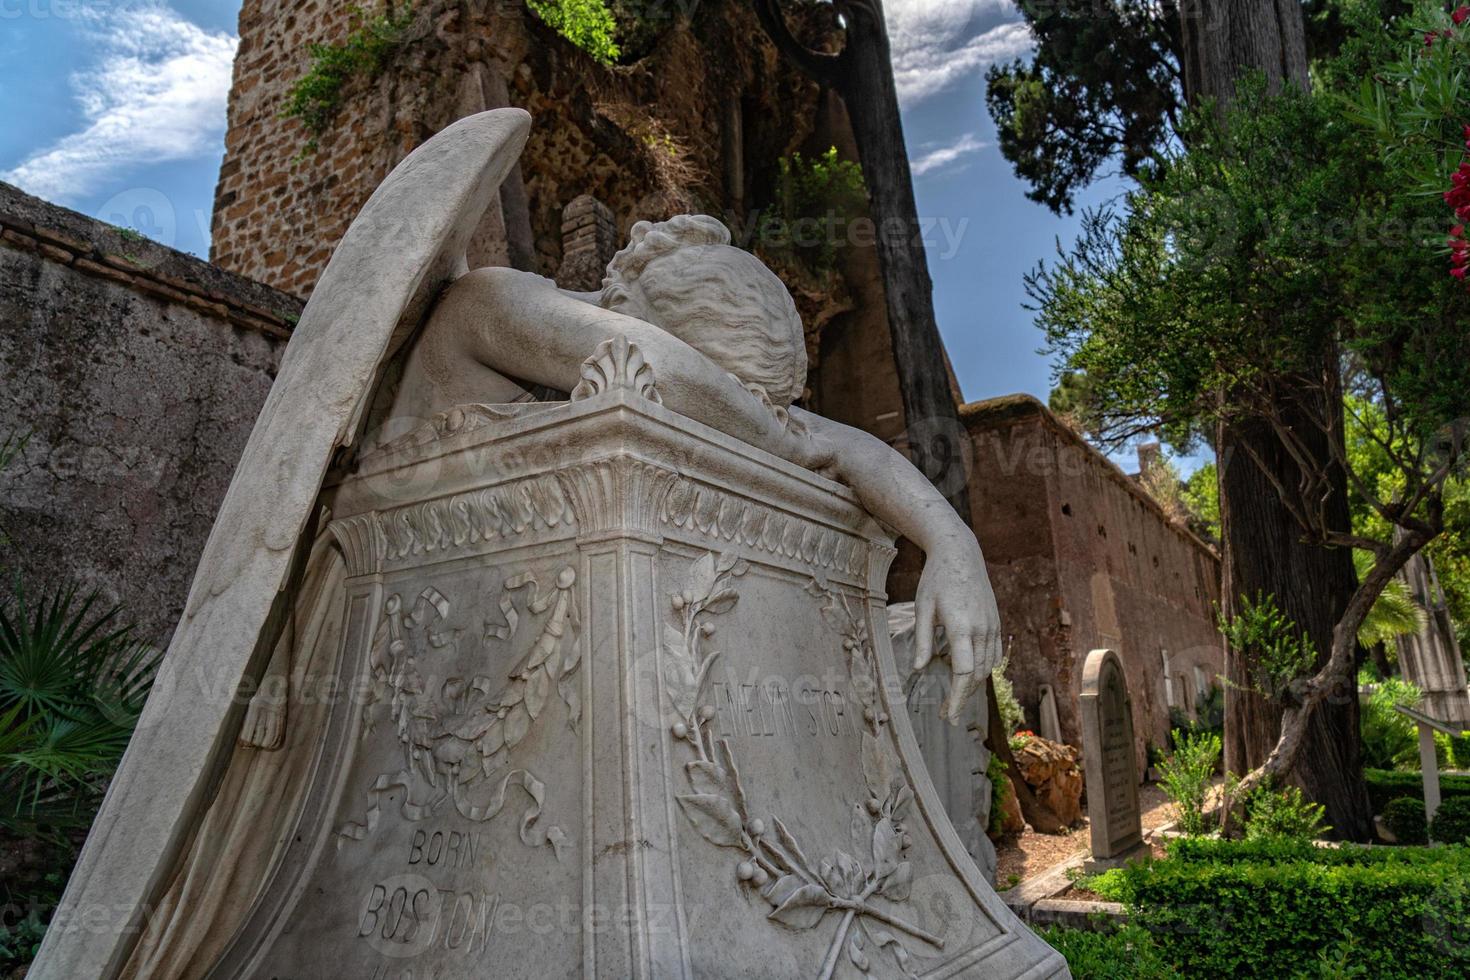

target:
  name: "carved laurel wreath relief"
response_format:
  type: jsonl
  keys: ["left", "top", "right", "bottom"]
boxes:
{"left": 665, "top": 552, "right": 942, "bottom": 980}
{"left": 335, "top": 567, "right": 580, "bottom": 859}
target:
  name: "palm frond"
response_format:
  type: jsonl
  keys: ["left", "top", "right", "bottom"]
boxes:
{"left": 1353, "top": 552, "right": 1430, "bottom": 649}
{"left": 0, "top": 584, "right": 158, "bottom": 830}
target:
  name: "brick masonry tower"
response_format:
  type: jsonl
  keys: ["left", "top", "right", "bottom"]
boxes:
{"left": 209, "top": 0, "right": 916, "bottom": 580}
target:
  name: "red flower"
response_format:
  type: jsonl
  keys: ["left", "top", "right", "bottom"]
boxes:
{"left": 1454, "top": 5, "right": 1469, "bottom": 25}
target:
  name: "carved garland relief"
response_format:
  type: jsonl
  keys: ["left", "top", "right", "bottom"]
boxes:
{"left": 664, "top": 552, "right": 942, "bottom": 980}
{"left": 335, "top": 567, "right": 581, "bottom": 860}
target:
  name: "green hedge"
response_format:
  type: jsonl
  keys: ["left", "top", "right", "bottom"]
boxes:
{"left": 1040, "top": 924, "right": 1179, "bottom": 980}
{"left": 1365, "top": 768, "right": 1470, "bottom": 812}
{"left": 1083, "top": 839, "right": 1470, "bottom": 979}
{"left": 1162, "top": 835, "right": 1451, "bottom": 867}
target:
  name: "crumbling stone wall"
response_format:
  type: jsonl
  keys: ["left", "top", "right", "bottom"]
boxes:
{"left": 962, "top": 395, "right": 1224, "bottom": 771}
{"left": 212, "top": 0, "right": 825, "bottom": 295}
{"left": 0, "top": 183, "right": 301, "bottom": 646}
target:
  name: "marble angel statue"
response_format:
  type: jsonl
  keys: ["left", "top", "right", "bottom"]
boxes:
{"left": 34, "top": 109, "right": 1007, "bottom": 979}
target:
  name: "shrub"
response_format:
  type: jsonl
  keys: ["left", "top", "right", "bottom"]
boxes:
{"left": 1040, "top": 924, "right": 1178, "bottom": 980}
{"left": 1103, "top": 840, "right": 1470, "bottom": 978}
{"left": 1364, "top": 767, "right": 1470, "bottom": 811}
{"left": 1359, "top": 673, "right": 1423, "bottom": 770}
{"left": 1243, "top": 783, "right": 1329, "bottom": 841}
{"left": 1431, "top": 796, "right": 1470, "bottom": 844}
{"left": 528, "top": 0, "right": 620, "bottom": 66}
{"left": 758, "top": 147, "right": 868, "bottom": 273}
{"left": 986, "top": 750, "right": 1010, "bottom": 836}
{"left": 1165, "top": 835, "right": 1454, "bottom": 867}
{"left": 1217, "top": 592, "right": 1317, "bottom": 702}
{"left": 0, "top": 585, "right": 158, "bottom": 831}
{"left": 1383, "top": 796, "right": 1429, "bottom": 844}
{"left": 1157, "top": 728, "right": 1220, "bottom": 835}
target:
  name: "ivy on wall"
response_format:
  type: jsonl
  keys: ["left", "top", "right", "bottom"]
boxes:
{"left": 281, "top": 5, "right": 417, "bottom": 154}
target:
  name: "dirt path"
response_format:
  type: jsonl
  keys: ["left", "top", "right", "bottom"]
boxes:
{"left": 994, "top": 781, "right": 1181, "bottom": 890}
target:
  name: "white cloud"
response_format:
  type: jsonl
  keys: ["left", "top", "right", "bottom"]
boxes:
{"left": 885, "top": 1, "right": 1034, "bottom": 106}
{"left": 1, "top": 3, "right": 236, "bottom": 203}
{"left": 910, "top": 131, "right": 988, "bottom": 177}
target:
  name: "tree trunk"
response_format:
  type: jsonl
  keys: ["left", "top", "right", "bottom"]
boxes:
{"left": 1185, "top": 1, "right": 1371, "bottom": 839}
{"left": 1218, "top": 402, "right": 1373, "bottom": 840}
{"left": 1178, "top": 0, "right": 1310, "bottom": 107}
{"left": 752, "top": 0, "right": 970, "bottom": 521}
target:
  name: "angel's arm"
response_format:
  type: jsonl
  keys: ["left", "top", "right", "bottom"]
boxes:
{"left": 426, "top": 267, "right": 810, "bottom": 457}
{"left": 790, "top": 408, "right": 1001, "bottom": 722}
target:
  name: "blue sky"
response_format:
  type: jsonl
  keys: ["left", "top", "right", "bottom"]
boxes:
{"left": 0, "top": 0, "right": 1127, "bottom": 414}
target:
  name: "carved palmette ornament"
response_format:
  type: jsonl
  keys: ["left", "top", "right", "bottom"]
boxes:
{"left": 570, "top": 334, "right": 662, "bottom": 403}
{"left": 334, "top": 567, "right": 581, "bottom": 860}
{"left": 665, "top": 552, "right": 941, "bottom": 980}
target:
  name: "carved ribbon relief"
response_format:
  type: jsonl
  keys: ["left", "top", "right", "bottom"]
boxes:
{"left": 335, "top": 567, "right": 581, "bottom": 861}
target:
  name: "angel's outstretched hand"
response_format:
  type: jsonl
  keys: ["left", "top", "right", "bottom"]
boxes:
{"left": 911, "top": 539, "right": 1003, "bottom": 724}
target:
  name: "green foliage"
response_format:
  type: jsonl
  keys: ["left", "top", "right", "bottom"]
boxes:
{"left": 1040, "top": 923, "right": 1180, "bottom": 980}
{"left": 1353, "top": 550, "right": 1428, "bottom": 648}
{"left": 1244, "top": 783, "right": 1330, "bottom": 841}
{"left": 986, "top": 750, "right": 1010, "bottom": 836}
{"left": 1180, "top": 461, "right": 1220, "bottom": 540}
{"left": 758, "top": 146, "right": 868, "bottom": 274}
{"left": 992, "top": 656, "right": 1025, "bottom": 734}
{"left": 1157, "top": 728, "right": 1220, "bottom": 835}
{"left": 0, "top": 584, "right": 158, "bottom": 832}
{"left": 1431, "top": 796, "right": 1470, "bottom": 844}
{"left": 1359, "top": 672, "right": 1424, "bottom": 770}
{"left": 1218, "top": 592, "right": 1318, "bottom": 702}
{"left": 1031, "top": 38, "right": 1470, "bottom": 453}
{"left": 1381, "top": 799, "right": 1428, "bottom": 846}
{"left": 281, "top": 5, "right": 416, "bottom": 151}
{"left": 527, "top": 0, "right": 620, "bottom": 66}
{"left": 1383, "top": 796, "right": 1429, "bottom": 843}
{"left": 1364, "top": 767, "right": 1470, "bottom": 810}
{"left": 1047, "top": 369, "right": 1100, "bottom": 436}
{"left": 984, "top": 1, "right": 1360, "bottom": 215}
{"left": 1438, "top": 731, "right": 1470, "bottom": 768}
{"left": 984, "top": 0, "right": 1183, "bottom": 215}
{"left": 1099, "top": 839, "right": 1470, "bottom": 977}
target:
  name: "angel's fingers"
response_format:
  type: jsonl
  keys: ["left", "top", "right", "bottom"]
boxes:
{"left": 980, "top": 627, "right": 1004, "bottom": 675}
{"left": 950, "top": 631, "right": 976, "bottom": 677}
{"left": 943, "top": 668, "right": 983, "bottom": 724}
{"left": 913, "top": 597, "right": 936, "bottom": 672}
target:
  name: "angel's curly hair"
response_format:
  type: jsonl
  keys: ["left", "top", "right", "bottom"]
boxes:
{"left": 599, "top": 215, "right": 806, "bottom": 408}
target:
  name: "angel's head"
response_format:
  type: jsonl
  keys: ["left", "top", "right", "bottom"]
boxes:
{"left": 598, "top": 215, "right": 806, "bottom": 407}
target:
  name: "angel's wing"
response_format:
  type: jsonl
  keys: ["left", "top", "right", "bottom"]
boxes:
{"left": 32, "top": 109, "right": 532, "bottom": 980}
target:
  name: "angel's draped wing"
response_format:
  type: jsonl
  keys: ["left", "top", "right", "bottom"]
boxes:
{"left": 33, "top": 109, "right": 532, "bottom": 980}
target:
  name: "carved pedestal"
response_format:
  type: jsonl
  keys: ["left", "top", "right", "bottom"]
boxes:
{"left": 210, "top": 390, "right": 1066, "bottom": 979}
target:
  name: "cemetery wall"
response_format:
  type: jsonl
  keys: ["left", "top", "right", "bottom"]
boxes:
{"left": 0, "top": 183, "right": 300, "bottom": 646}
{"left": 963, "top": 395, "right": 1224, "bottom": 769}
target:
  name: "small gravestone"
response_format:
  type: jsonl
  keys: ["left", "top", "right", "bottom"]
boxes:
{"left": 1080, "top": 649, "right": 1142, "bottom": 863}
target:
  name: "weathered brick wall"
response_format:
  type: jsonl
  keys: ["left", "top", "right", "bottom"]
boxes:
{"left": 211, "top": 0, "right": 828, "bottom": 297}
{"left": 0, "top": 183, "right": 301, "bottom": 646}
{"left": 963, "top": 396, "right": 1224, "bottom": 770}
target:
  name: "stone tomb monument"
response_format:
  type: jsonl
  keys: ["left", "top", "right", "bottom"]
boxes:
{"left": 888, "top": 604, "right": 998, "bottom": 884}
{"left": 1079, "top": 649, "right": 1143, "bottom": 863}
{"left": 33, "top": 110, "right": 1065, "bottom": 979}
